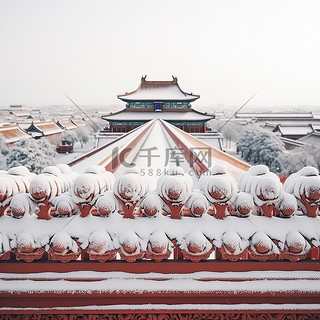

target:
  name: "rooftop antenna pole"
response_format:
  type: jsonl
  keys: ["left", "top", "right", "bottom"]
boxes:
{"left": 216, "top": 91, "right": 258, "bottom": 132}
{"left": 63, "top": 92, "right": 102, "bottom": 131}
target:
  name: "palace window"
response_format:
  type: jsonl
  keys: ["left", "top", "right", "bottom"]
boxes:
{"left": 154, "top": 102, "right": 163, "bottom": 112}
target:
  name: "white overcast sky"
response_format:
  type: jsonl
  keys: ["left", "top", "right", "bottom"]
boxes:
{"left": 0, "top": 0, "right": 319, "bottom": 109}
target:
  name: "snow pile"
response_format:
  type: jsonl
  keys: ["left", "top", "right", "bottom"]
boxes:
{"left": 185, "top": 191, "right": 209, "bottom": 217}
{"left": 285, "top": 231, "right": 310, "bottom": 254}
{"left": 51, "top": 192, "right": 78, "bottom": 217}
{"left": 50, "top": 231, "right": 78, "bottom": 254}
{"left": 17, "top": 231, "right": 36, "bottom": 253}
{"left": 29, "top": 175, "right": 52, "bottom": 202}
{"left": 56, "top": 163, "right": 79, "bottom": 181}
{"left": 114, "top": 167, "right": 148, "bottom": 203}
{"left": 95, "top": 191, "right": 118, "bottom": 217}
{"left": 141, "top": 192, "right": 162, "bottom": 217}
{"left": 238, "top": 165, "right": 296, "bottom": 218}
{"left": 200, "top": 165, "right": 238, "bottom": 219}
{"left": 10, "top": 193, "right": 36, "bottom": 218}
{"left": 278, "top": 191, "right": 297, "bottom": 218}
{"left": 183, "top": 231, "right": 211, "bottom": 254}
{"left": 221, "top": 231, "right": 248, "bottom": 255}
{"left": 157, "top": 166, "right": 193, "bottom": 218}
{"left": 43, "top": 165, "right": 74, "bottom": 194}
{"left": 68, "top": 166, "right": 115, "bottom": 217}
{"left": 178, "top": 231, "right": 214, "bottom": 262}
{"left": 119, "top": 231, "right": 141, "bottom": 254}
{"left": 250, "top": 231, "right": 279, "bottom": 255}
{"left": 34, "top": 165, "right": 78, "bottom": 201}
{"left": 148, "top": 231, "right": 169, "bottom": 253}
{"left": 0, "top": 166, "right": 35, "bottom": 214}
{"left": 71, "top": 174, "right": 96, "bottom": 204}
{"left": 158, "top": 166, "right": 193, "bottom": 203}
{"left": 232, "top": 192, "right": 254, "bottom": 217}
{"left": 284, "top": 166, "right": 320, "bottom": 217}
{"left": 118, "top": 230, "right": 146, "bottom": 262}
{"left": 113, "top": 167, "right": 149, "bottom": 219}
{"left": 88, "top": 229, "right": 114, "bottom": 254}
{"left": 84, "top": 165, "right": 115, "bottom": 193}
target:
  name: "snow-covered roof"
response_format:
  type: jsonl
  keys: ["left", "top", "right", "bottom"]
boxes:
{"left": 118, "top": 76, "right": 200, "bottom": 102}
{"left": 0, "top": 124, "right": 31, "bottom": 144}
{"left": 69, "top": 120, "right": 248, "bottom": 187}
{"left": 273, "top": 124, "right": 314, "bottom": 136}
{"left": 299, "top": 132, "right": 320, "bottom": 145}
{"left": 26, "top": 121, "right": 63, "bottom": 136}
{"left": 71, "top": 118, "right": 86, "bottom": 127}
{"left": 102, "top": 109, "right": 213, "bottom": 122}
{"left": 312, "top": 124, "right": 320, "bottom": 132}
{"left": 57, "top": 120, "right": 77, "bottom": 130}
{"left": 236, "top": 112, "right": 314, "bottom": 119}
{"left": 280, "top": 137, "right": 306, "bottom": 148}
{"left": 9, "top": 110, "right": 32, "bottom": 117}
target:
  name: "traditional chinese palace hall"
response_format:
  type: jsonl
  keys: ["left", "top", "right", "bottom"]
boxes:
{"left": 102, "top": 76, "right": 214, "bottom": 133}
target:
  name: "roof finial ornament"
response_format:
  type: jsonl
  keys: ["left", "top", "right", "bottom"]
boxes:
{"left": 141, "top": 75, "right": 147, "bottom": 82}
{"left": 172, "top": 75, "right": 177, "bottom": 83}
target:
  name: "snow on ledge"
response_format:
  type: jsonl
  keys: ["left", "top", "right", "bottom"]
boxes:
{"left": 1, "top": 303, "right": 320, "bottom": 311}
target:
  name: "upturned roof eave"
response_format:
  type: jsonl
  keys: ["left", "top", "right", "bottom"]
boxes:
{"left": 117, "top": 96, "right": 200, "bottom": 103}
{"left": 117, "top": 76, "right": 200, "bottom": 102}
{"left": 101, "top": 108, "right": 214, "bottom": 121}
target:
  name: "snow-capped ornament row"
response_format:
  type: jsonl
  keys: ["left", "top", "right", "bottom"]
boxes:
{"left": 2, "top": 164, "right": 320, "bottom": 221}
{"left": 1, "top": 222, "right": 313, "bottom": 263}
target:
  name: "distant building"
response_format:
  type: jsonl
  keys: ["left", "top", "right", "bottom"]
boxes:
{"left": 57, "top": 120, "right": 77, "bottom": 131}
{"left": 272, "top": 124, "right": 314, "bottom": 140}
{"left": 102, "top": 76, "right": 214, "bottom": 133}
{"left": 9, "top": 110, "right": 32, "bottom": 119}
{"left": 0, "top": 124, "right": 31, "bottom": 145}
{"left": 71, "top": 117, "right": 87, "bottom": 128}
{"left": 235, "top": 112, "right": 315, "bottom": 123}
{"left": 9, "top": 105, "right": 24, "bottom": 111}
{"left": 26, "top": 121, "right": 63, "bottom": 144}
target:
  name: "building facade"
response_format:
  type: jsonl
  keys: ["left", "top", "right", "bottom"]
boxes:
{"left": 102, "top": 76, "right": 214, "bottom": 133}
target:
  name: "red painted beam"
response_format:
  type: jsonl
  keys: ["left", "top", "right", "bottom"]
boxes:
{"left": 1, "top": 290, "right": 320, "bottom": 308}
{"left": 1, "top": 260, "right": 320, "bottom": 274}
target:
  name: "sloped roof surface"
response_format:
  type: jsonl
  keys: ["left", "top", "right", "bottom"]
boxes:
{"left": 299, "top": 132, "right": 320, "bottom": 145}
{"left": 27, "top": 121, "right": 63, "bottom": 136}
{"left": 71, "top": 118, "right": 86, "bottom": 127}
{"left": 273, "top": 124, "right": 314, "bottom": 136}
{"left": 10, "top": 110, "right": 31, "bottom": 117}
{"left": 0, "top": 124, "right": 31, "bottom": 143}
{"left": 236, "top": 112, "right": 314, "bottom": 119}
{"left": 57, "top": 120, "right": 77, "bottom": 130}
{"left": 118, "top": 76, "right": 200, "bottom": 102}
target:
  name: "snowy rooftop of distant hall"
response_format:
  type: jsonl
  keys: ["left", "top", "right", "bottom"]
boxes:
{"left": 117, "top": 76, "right": 200, "bottom": 102}
{"left": 236, "top": 112, "right": 314, "bottom": 119}
{"left": 0, "top": 123, "right": 31, "bottom": 143}
{"left": 273, "top": 124, "right": 314, "bottom": 136}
